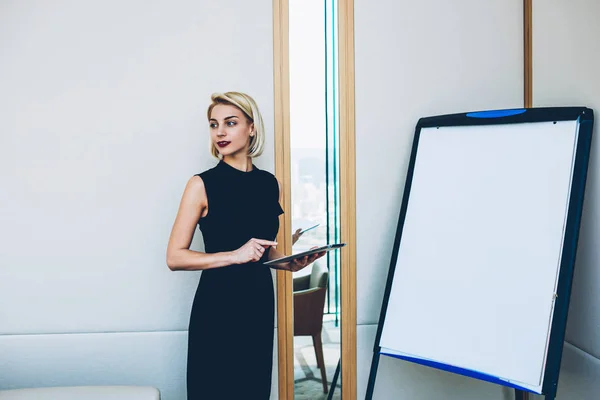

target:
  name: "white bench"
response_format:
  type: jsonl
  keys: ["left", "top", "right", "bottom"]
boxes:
{"left": 0, "top": 386, "right": 160, "bottom": 400}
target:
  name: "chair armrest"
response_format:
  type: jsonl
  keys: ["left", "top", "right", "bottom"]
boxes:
{"left": 293, "top": 287, "right": 321, "bottom": 297}
{"left": 293, "top": 274, "right": 311, "bottom": 291}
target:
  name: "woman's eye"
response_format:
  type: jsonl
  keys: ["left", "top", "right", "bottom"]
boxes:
{"left": 209, "top": 123, "right": 217, "bottom": 128}
{"left": 227, "top": 121, "right": 236, "bottom": 126}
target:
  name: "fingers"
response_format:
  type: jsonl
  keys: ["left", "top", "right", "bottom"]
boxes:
{"left": 290, "top": 256, "right": 309, "bottom": 272}
{"left": 238, "top": 239, "right": 267, "bottom": 263}
{"left": 251, "top": 242, "right": 265, "bottom": 261}
{"left": 252, "top": 238, "right": 278, "bottom": 247}
{"left": 292, "top": 256, "right": 309, "bottom": 267}
{"left": 288, "top": 251, "right": 328, "bottom": 272}
{"left": 308, "top": 252, "right": 325, "bottom": 263}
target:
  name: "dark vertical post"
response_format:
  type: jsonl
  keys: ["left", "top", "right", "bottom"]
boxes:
{"left": 365, "top": 351, "right": 381, "bottom": 400}
{"left": 327, "top": 358, "right": 341, "bottom": 400}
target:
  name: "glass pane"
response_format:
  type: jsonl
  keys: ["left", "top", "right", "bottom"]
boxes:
{"left": 290, "top": 0, "right": 340, "bottom": 398}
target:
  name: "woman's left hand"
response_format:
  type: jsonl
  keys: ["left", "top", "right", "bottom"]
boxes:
{"left": 285, "top": 247, "right": 327, "bottom": 272}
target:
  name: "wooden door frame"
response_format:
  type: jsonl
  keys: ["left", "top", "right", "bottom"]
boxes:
{"left": 524, "top": 0, "right": 532, "bottom": 108}
{"left": 272, "top": 0, "right": 357, "bottom": 398}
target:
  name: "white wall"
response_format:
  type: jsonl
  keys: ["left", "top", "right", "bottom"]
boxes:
{"left": 355, "top": 0, "right": 523, "bottom": 398}
{"left": 0, "top": 1, "right": 277, "bottom": 399}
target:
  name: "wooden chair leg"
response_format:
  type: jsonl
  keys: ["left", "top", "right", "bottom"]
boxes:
{"left": 313, "top": 332, "right": 328, "bottom": 393}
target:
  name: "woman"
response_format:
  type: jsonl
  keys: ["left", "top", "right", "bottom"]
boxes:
{"left": 166, "top": 91, "right": 325, "bottom": 399}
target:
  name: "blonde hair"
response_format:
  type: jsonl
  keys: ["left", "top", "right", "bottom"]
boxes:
{"left": 207, "top": 92, "right": 265, "bottom": 159}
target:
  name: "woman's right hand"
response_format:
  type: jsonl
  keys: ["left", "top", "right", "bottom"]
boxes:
{"left": 233, "top": 238, "right": 278, "bottom": 264}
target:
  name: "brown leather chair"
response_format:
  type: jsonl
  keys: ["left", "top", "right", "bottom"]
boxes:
{"left": 293, "top": 261, "right": 329, "bottom": 393}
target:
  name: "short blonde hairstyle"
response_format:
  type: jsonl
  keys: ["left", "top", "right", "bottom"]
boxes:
{"left": 207, "top": 92, "right": 265, "bottom": 159}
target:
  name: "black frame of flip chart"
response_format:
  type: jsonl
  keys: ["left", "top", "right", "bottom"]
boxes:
{"left": 365, "top": 107, "right": 594, "bottom": 400}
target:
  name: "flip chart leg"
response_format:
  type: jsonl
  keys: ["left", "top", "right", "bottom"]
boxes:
{"left": 365, "top": 351, "right": 381, "bottom": 400}
{"left": 327, "top": 358, "right": 341, "bottom": 400}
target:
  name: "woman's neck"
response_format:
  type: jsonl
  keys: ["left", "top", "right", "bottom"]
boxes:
{"left": 222, "top": 155, "right": 253, "bottom": 172}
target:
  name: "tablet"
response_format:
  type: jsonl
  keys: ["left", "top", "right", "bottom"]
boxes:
{"left": 264, "top": 243, "right": 346, "bottom": 265}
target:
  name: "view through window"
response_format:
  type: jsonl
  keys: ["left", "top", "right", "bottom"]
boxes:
{"left": 290, "top": 0, "right": 341, "bottom": 398}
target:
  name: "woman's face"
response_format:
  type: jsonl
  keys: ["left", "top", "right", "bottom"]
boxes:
{"left": 209, "top": 104, "right": 253, "bottom": 158}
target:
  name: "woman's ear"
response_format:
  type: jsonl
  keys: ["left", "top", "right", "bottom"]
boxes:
{"left": 249, "top": 123, "right": 255, "bottom": 137}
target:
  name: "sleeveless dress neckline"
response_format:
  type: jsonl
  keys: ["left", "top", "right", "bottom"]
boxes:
{"left": 217, "top": 159, "right": 259, "bottom": 175}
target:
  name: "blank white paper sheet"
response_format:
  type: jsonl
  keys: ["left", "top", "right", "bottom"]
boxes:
{"left": 379, "top": 120, "right": 579, "bottom": 393}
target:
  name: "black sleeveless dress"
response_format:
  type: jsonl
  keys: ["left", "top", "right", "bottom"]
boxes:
{"left": 186, "top": 160, "right": 283, "bottom": 400}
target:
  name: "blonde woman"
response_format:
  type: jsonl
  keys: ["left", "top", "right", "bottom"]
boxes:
{"left": 167, "top": 92, "right": 325, "bottom": 399}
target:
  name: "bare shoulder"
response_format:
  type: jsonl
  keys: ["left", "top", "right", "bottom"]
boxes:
{"left": 182, "top": 175, "right": 208, "bottom": 204}
{"left": 187, "top": 174, "right": 205, "bottom": 190}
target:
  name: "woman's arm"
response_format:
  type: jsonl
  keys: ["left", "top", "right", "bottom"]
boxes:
{"left": 166, "top": 176, "right": 277, "bottom": 271}
{"left": 166, "top": 176, "right": 234, "bottom": 271}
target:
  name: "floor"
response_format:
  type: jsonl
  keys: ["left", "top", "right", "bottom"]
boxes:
{"left": 293, "top": 318, "right": 342, "bottom": 400}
